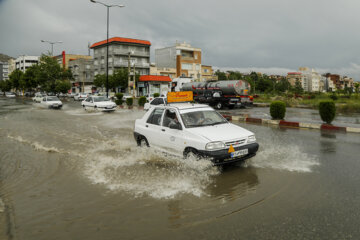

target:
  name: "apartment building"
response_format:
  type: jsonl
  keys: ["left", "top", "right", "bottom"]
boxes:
{"left": 150, "top": 64, "right": 176, "bottom": 79}
{"left": 90, "top": 37, "right": 151, "bottom": 77}
{"left": 155, "top": 42, "right": 202, "bottom": 80}
{"left": 201, "top": 65, "right": 217, "bottom": 81}
{"left": 286, "top": 72, "right": 302, "bottom": 87}
{"left": 15, "top": 56, "right": 39, "bottom": 72}
{"left": 54, "top": 51, "right": 92, "bottom": 69}
{"left": 0, "top": 61, "right": 9, "bottom": 81}
{"left": 68, "top": 58, "right": 94, "bottom": 93}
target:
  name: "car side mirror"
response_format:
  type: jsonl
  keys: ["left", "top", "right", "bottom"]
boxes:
{"left": 169, "top": 122, "right": 182, "bottom": 130}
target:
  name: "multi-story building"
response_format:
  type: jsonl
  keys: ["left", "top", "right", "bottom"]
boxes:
{"left": 286, "top": 72, "right": 302, "bottom": 87}
{"left": 155, "top": 42, "right": 202, "bottom": 80}
{"left": 68, "top": 58, "right": 94, "bottom": 93}
{"left": 0, "top": 61, "right": 9, "bottom": 81}
{"left": 8, "top": 59, "right": 15, "bottom": 75}
{"left": 322, "top": 75, "right": 335, "bottom": 92}
{"left": 15, "top": 56, "right": 39, "bottom": 72}
{"left": 296, "top": 67, "right": 321, "bottom": 92}
{"left": 341, "top": 76, "right": 354, "bottom": 89}
{"left": 90, "top": 37, "right": 151, "bottom": 77}
{"left": 150, "top": 64, "right": 176, "bottom": 79}
{"left": 54, "top": 51, "right": 92, "bottom": 69}
{"left": 201, "top": 65, "right": 217, "bottom": 81}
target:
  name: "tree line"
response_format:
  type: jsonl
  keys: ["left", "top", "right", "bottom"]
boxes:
{"left": 92, "top": 68, "right": 139, "bottom": 93}
{"left": 214, "top": 70, "right": 302, "bottom": 94}
{"left": 0, "top": 54, "right": 72, "bottom": 93}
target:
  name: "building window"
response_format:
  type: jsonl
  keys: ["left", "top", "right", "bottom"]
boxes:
{"left": 194, "top": 53, "right": 198, "bottom": 59}
{"left": 181, "top": 63, "right": 192, "bottom": 70}
{"left": 195, "top": 64, "right": 200, "bottom": 71}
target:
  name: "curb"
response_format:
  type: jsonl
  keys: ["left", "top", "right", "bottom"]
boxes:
{"left": 222, "top": 115, "right": 360, "bottom": 134}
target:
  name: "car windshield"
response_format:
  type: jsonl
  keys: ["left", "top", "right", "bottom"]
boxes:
{"left": 47, "top": 97, "right": 59, "bottom": 101}
{"left": 94, "top": 96, "right": 109, "bottom": 102}
{"left": 181, "top": 110, "right": 228, "bottom": 128}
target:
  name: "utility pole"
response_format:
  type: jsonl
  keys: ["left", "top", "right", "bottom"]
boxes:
{"left": 133, "top": 63, "right": 136, "bottom": 98}
{"left": 128, "top": 52, "right": 131, "bottom": 94}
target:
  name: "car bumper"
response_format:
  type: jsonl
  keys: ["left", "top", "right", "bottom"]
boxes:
{"left": 49, "top": 105, "right": 62, "bottom": 109}
{"left": 198, "top": 142, "right": 259, "bottom": 165}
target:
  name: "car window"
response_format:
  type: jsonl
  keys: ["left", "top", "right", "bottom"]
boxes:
{"left": 146, "top": 108, "right": 164, "bottom": 125}
{"left": 162, "top": 109, "right": 180, "bottom": 128}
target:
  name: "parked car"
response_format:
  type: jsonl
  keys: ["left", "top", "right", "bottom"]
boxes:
{"left": 33, "top": 93, "right": 45, "bottom": 102}
{"left": 74, "top": 92, "right": 88, "bottom": 101}
{"left": 81, "top": 96, "right": 117, "bottom": 112}
{"left": 5, "top": 92, "right": 16, "bottom": 98}
{"left": 122, "top": 93, "right": 133, "bottom": 102}
{"left": 134, "top": 103, "right": 259, "bottom": 165}
{"left": 67, "top": 92, "right": 77, "bottom": 98}
{"left": 40, "top": 96, "right": 63, "bottom": 109}
{"left": 144, "top": 97, "right": 167, "bottom": 110}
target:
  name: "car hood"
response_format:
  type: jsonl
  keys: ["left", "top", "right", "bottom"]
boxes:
{"left": 186, "top": 123, "right": 254, "bottom": 142}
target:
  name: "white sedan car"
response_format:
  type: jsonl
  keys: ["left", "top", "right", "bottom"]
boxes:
{"left": 40, "top": 96, "right": 63, "bottom": 109}
{"left": 5, "top": 92, "right": 16, "bottom": 98}
{"left": 81, "top": 96, "right": 117, "bottom": 112}
{"left": 134, "top": 103, "right": 259, "bottom": 165}
{"left": 74, "top": 92, "right": 89, "bottom": 101}
{"left": 33, "top": 93, "right": 45, "bottom": 102}
{"left": 144, "top": 97, "right": 167, "bottom": 110}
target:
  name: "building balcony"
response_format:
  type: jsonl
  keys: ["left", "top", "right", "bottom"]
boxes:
{"left": 113, "top": 62, "right": 150, "bottom": 68}
{"left": 112, "top": 49, "right": 150, "bottom": 57}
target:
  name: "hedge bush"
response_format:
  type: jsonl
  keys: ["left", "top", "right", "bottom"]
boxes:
{"left": 319, "top": 101, "right": 336, "bottom": 124}
{"left": 138, "top": 96, "right": 147, "bottom": 107}
{"left": 153, "top": 93, "right": 160, "bottom": 98}
{"left": 115, "top": 93, "right": 123, "bottom": 105}
{"left": 329, "top": 94, "right": 338, "bottom": 101}
{"left": 270, "top": 101, "right": 286, "bottom": 120}
{"left": 126, "top": 97, "right": 133, "bottom": 107}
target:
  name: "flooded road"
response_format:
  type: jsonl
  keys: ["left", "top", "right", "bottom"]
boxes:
{"left": 1, "top": 97, "right": 360, "bottom": 239}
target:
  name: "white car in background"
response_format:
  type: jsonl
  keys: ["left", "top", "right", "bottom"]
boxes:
{"left": 33, "top": 93, "right": 45, "bottom": 102}
{"left": 144, "top": 97, "right": 167, "bottom": 110}
{"left": 74, "top": 92, "right": 89, "bottom": 101}
{"left": 5, "top": 92, "right": 16, "bottom": 98}
{"left": 40, "top": 96, "right": 63, "bottom": 109}
{"left": 81, "top": 96, "right": 117, "bottom": 112}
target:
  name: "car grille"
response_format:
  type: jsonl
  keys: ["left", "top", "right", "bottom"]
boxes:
{"left": 225, "top": 139, "right": 246, "bottom": 147}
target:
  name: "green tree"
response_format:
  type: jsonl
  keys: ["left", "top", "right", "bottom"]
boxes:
{"left": 93, "top": 74, "right": 106, "bottom": 89}
{"left": 20, "top": 65, "right": 39, "bottom": 91}
{"left": 36, "top": 54, "right": 62, "bottom": 92}
{"left": 293, "top": 79, "right": 303, "bottom": 94}
{"left": 112, "top": 68, "right": 129, "bottom": 90}
{"left": 275, "top": 77, "right": 291, "bottom": 93}
{"left": 9, "top": 69, "right": 24, "bottom": 91}
{"left": 354, "top": 82, "right": 359, "bottom": 94}
{"left": 215, "top": 70, "right": 227, "bottom": 80}
{"left": 227, "top": 71, "right": 243, "bottom": 80}
{"left": 55, "top": 80, "right": 71, "bottom": 93}
{"left": 0, "top": 80, "right": 12, "bottom": 92}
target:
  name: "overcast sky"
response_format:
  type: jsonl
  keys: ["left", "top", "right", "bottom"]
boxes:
{"left": 1, "top": 0, "right": 360, "bottom": 80}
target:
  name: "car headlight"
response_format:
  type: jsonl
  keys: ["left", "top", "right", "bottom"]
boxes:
{"left": 247, "top": 135, "right": 256, "bottom": 143}
{"left": 206, "top": 141, "right": 225, "bottom": 150}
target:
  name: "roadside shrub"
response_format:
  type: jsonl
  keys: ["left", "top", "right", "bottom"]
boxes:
{"left": 329, "top": 94, "right": 338, "bottom": 101}
{"left": 126, "top": 97, "right": 133, "bottom": 107}
{"left": 270, "top": 101, "right": 286, "bottom": 120}
{"left": 153, "top": 93, "right": 160, "bottom": 98}
{"left": 138, "top": 96, "right": 146, "bottom": 107}
{"left": 115, "top": 93, "right": 123, "bottom": 105}
{"left": 319, "top": 101, "right": 336, "bottom": 124}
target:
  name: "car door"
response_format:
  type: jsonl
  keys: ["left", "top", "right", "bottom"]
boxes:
{"left": 159, "top": 109, "right": 186, "bottom": 156}
{"left": 141, "top": 107, "right": 165, "bottom": 148}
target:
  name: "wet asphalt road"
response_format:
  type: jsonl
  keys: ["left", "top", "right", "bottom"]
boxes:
{"left": 0, "top": 97, "right": 360, "bottom": 240}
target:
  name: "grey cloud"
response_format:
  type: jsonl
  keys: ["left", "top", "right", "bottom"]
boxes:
{"left": 1, "top": 0, "right": 360, "bottom": 80}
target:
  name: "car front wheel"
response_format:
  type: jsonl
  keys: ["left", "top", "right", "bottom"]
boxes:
{"left": 184, "top": 148, "right": 200, "bottom": 160}
{"left": 137, "top": 136, "right": 149, "bottom": 147}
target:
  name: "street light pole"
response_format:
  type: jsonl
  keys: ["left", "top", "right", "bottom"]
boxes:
{"left": 90, "top": 0, "right": 124, "bottom": 99}
{"left": 40, "top": 40, "right": 62, "bottom": 56}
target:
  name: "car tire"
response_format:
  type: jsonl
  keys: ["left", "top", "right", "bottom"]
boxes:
{"left": 184, "top": 148, "right": 199, "bottom": 160}
{"left": 137, "top": 136, "right": 149, "bottom": 147}
{"left": 215, "top": 102, "right": 223, "bottom": 110}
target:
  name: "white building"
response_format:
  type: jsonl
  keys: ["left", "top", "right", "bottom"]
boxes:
{"left": 15, "top": 56, "right": 40, "bottom": 72}
{"left": 298, "top": 67, "right": 321, "bottom": 92}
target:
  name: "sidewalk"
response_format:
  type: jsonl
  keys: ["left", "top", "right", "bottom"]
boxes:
{"left": 221, "top": 114, "right": 360, "bottom": 134}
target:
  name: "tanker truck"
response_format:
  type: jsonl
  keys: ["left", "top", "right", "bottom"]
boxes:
{"left": 180, "top": 80, "right": 253, "bottom": 109}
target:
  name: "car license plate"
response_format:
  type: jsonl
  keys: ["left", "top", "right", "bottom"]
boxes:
{"left": 231, "top": 149, "right": 248, "bottom": 158}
